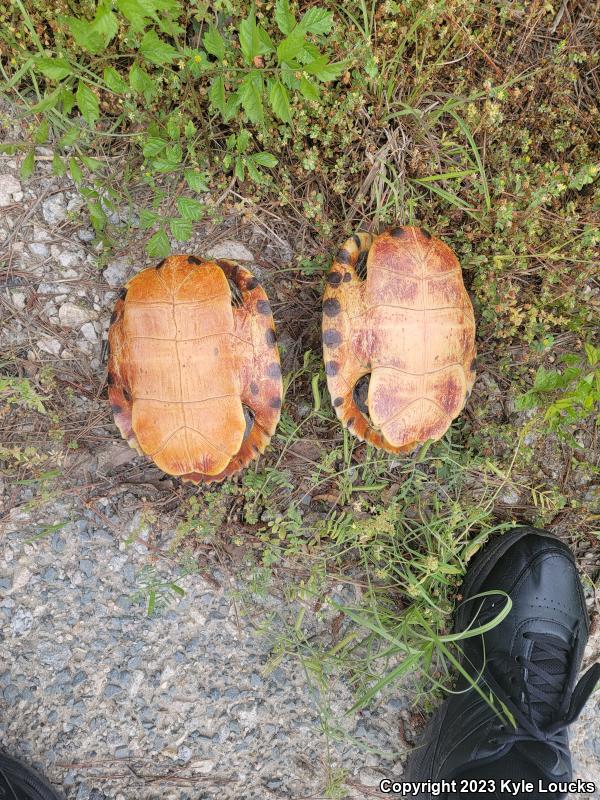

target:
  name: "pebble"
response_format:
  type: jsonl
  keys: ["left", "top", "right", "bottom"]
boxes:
{"left": 103, "top": 258, "right": 130, "bottom": 288}
{"left": 42, "top": 194, "right": 67, "bottom": 225}
{"left": 205, "top": 240, "right": 254, "bottom": 262}
{"left": 37, "top": 338, "right": 62, "bottom": 357}
{"left": 81, "top": 322, "right": 97, "bottom": 342}
{"left": 36, "top": 642, "right": 71, "bottom": 670}
{"left": 0, "top": 174, "right": 23, "bottom": 206}
{"left": 59, "top": 302, "right": 92, "bottom": 327}
{"left": 11, "top": 607, "right": 33, "bottom": 636}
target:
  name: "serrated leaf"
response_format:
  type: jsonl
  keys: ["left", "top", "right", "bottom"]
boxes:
{"left": 165, "top": 143, "right": 182, "bottom": 164}
{"left": 185, "top": 170, "right": 209, "bottom": 192}
{"left": 222, "top": 91, "right": 241, "bottom": 122}
{"left": 65, "top": 16, "right": 104, "bottom": 53}
{"left": 269, "top": 80, "right": 292, "bottom": 123}
{"left": 117, "top": 0, "right": 156, "bottom": 32}
{"left": 251, "top": 151, "right": 278, "bottom": 168}
{"left": 246, "top": 158, "right": 263, "bottom": 184}
{"left": 129, "top": 63, "right": 156, "bottom": 100}
{"left": 58, "top": 128, "right": 79, "bottom": 148}
{"left": 142, "top": 137, "right": 167, "bottom": 157}
{"left": 299, "top": 76, "right": 319, "bottom": 100}
{"left": 304, "top": 56, "right": 345, "bottom": 81}
{"left": 203, "top": 25, "right": 225, "bottom": 59}
{"left": 146, "top": 229, "right": 170, "bottom": 258}
{"left": 30, "top": 89, "right": 60, "bottom": 113}
{"left": 299, "top": 7, "right": 333, "bottom": 34}
{"left": 80, "top": 155, "right": 103, "bottom": 172}
{"left": 69, "top": 157, "right": 83, "bottom": 183}
{"left": 277, "top": 27, "right": 306, "bottom": 63}
{"left": 169, "top": 217, "right": 193, "bottom": 240}
{"left": 209, "top": 75, "right": 225, "bottom": 112}
{"left": 139, "top": 29, "right": 178, "bottom": 64}
{"left": 76, "top": 81, "right": 99, "bottom": 125}
{"left": 52, "top": 153, "right": 66, "bottom": 176}
{"left": 93, "top": 7, "right": 119, "bottom": 46}
{"left": 88, "top": 201, "right": 107, "bottom": 232}
{"left": 238, "top": 72, "right": 264, "bottom": 125}
{"left": 61, "top": 88, "right": 76, "bottom": 115}
{"left": 275, "top": 0, "right": 295, "bottom": 34}
{"left": 234, "top": 157, "right": 245, "bottom": 181}
{"left": 35, "top": 57, "right": 72, "bottom": 81}
{"left": 176, "top": 196, "right": 203, "bottom": 221}
{"left": 20, "top": 149, "right": 35, "bottom": 180}
{"left": 139, "top": 208, "right": 159, "bottom": 229}
{"left": 239, "top": 12, "right": 257, "bottom": 64}
{"left": 34, "top": 119, "right": 49, "bottom": 144}
{"left": 103, "top": 66, "right": 129, "bottom": 94}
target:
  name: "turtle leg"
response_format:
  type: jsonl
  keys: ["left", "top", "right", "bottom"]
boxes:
{"left": 107, "top": 289, "right": 143, "bottom": 455}
{"left": 180, "top": 261, "right": 282, "bottom": 484}
{"left": 323, "top": 232, "right": 402, "bottom": 452}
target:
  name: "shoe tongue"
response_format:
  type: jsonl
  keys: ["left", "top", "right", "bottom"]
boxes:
{"left": 528, "top": 633, "right": 569, "bottom": 726}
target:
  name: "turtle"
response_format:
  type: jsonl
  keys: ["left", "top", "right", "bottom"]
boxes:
{"left": 107, "top": 255, "right": 283, "bottom": 483}
{"left": 322, "top": 226, "right": 476, "bottom": 453}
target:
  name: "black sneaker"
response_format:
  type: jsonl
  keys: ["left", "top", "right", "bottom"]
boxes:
{"left": 406, "top": 526, "right": 600, "bottom": 798}
{"left": 0, "top": 752, "right": 61, "bottom": 800}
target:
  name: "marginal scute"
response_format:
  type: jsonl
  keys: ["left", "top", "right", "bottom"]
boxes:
{"left": 322, "top": 227, "right": 476, "bottom": 454}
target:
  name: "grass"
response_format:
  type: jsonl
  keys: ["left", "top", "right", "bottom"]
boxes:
{"left": 1, "top": 0, "right": 599, "bottom": 791}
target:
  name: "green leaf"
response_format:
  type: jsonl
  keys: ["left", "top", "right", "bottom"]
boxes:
{"left": 304, "top": 56, "right": 345, "bottom": 81}
{"left": 88, "top": 201, "right": 107, "bottom": 232}
{"left": 65, "top": 16, "right": 104, "bottom": 53}
{"left": 80, "top": 155, "right": 103, "bottom": 172}
{"left": 103, "top": 66, "right": 129, "bottom": 94}
{"left": 239, "top": 12, "right": 272, "bottom": 64}
{"left": 76, "top": 81, "right": 99, "bottom": 125}
{"left": 139, "top": 209, "right": 159, "bottom": 229}
{"left": 58, "top": 128, "right": 79, "bottom": 148}
{"left": 176, "top": 196, "right": 203, "bottom": 221}
{"left": 94, "top": 7, "right": 118, "bottom": 44}
{"left": 129, "top": 63, "right": 156, "bottom": 100}
{"left": 277, "top": 27, "right": 306, "bottom": 63}
{"left": 139, "top": 29, "right": 178, "bottom": 65}
{"left": 274, "top": 0, "right": 295, "bottom": 34}
{"left": 299, "top": 7, "right": 333, "bottom": 34}
{"left": 185, "top": 169, "right": 209, "bottom": 192}
{"left": 251, "top": 151, "right": 278, "bottom": 168}
{"left": 246, "top": 159, "right": 264, "bottom": 183}
{"left": 52, "top": 153, "right": 66, "bottom": 176}
{"left": 34, "top": 119, "right": 49, "bottom": 144}
{"left": 142, "top": 137, "right": 167, "bottom": 157}
{"left": 35, "top": 57, "right": 72, "bottom": 81}
{"left": 299, "top": 76, "right": 319, "bottom": 100}
{"left": 30, "top": 89, "right": 61, "bottom": 113}
{"left": 203, "top": 25, "right": 225, "bottom": 59}
{"left": 69, "top": 157, "right": 83, "bottom": 183}
{"left": 117, "top": 0, "right": 156, "bottom": 32}
{"left": 222, "top": 91, "right": 241, "bottom": 122}
{"left": 209, "top": 75, "right": 225, "bottom": 113}
{"left": 146, "top": 229, "right": 170, "bottom": 258}
{"left": 61, "top": 89, "right": 76, "bottom": 115}
{"left": 169, "top": 217, "right": 192, "bottom": 240}
{"left": 238, "top": 71, "right": 264, "bottom": 125}
{"left": 234, "top": 157, "right": 245, "bottom": 181}
{"left": 20, "top": 149, "right": 35, "bottom": 180}
{"left": 268, "top": 80, "right": 292, "bottom": 123}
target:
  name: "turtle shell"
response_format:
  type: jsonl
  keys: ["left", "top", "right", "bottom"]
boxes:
{"left": 322, "top": 226, "right": 476, "bottom": 453}
{"left": 107, "top": 255, "right": 282, "bottom": 483}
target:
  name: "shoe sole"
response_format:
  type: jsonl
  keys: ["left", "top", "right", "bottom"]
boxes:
{"left": 0, "top": 752, "right": 62, "bottom": 800}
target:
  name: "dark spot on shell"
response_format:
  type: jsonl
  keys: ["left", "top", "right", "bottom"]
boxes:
{"left": 107, "top": 373, "right": 115, "bottom": 386}
{"left": 267, "top": 362, "right": 281, "bottom": 379}
{"left": 352, "top": 234, "right": 361, "bottom": 248}
{"left": 343, "top": 272, "right": 352, "bottom": 282}
{"left": 325, "top": 361, "right": 339, "bottom": 377}
{"left": 257, "top": 300, "right": 271, "bottom": 315}
{"left": 323, "top": 329, "right": 342, "bottom": 347}
{"left": 347, "top": 416, "right": 355, "bottom": 427}
{"left": 155, "top": 258, "right": 166, "bottom": 269}
{"left": 252, "top": 444, "right": 259, "bottom": 454}
{"left": 323, "top": 298, "right": 341, "bottom": 317}
{"left": 269, "top": 396, "right": 282, "bottom": 409}
{"left": 188, "top": 256, "right": 202, "bottom": 265}
{"left": 242, "top": 405, "right": 255, "bottom": 442}
{"left": 356, "top": 252, "right": 368, "bottom": 280}
{"left": 333, "top": 397, "right": 343, "bottom": 407}
{"left": 470, "top": 357, "right": 477, "bottom": 372}
{"left": 421, "top": 227, "right": 432, "bottom": 239}
{"left": 110, "top": 311, "right": 118, "bottom": 325}
{"left": 246, "top": 277, "right": 258, "bottom": 290}
{"left": 250, "top": 381, "right": 259, "bottom": 396}
{"left": 390, "top": 227, "right": 406, "bottom": 238}
{"left": 123, "top": 387, "right": 131, "bottom": 402}
{"left": 336, "top": 248, "right": 351, "bottom": 264}
{"left": 118, "top": 288, "right": 127, "bottom": 300}
{"left": 111, "top": 403, "right": 122, "bottom": 414}
{"left": 265, "top": 328, "right": 277, "bottom": 346}
{"left": 326, "top": 271, "right": 342, "bottom": 286}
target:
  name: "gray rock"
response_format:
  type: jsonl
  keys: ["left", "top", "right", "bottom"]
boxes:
{"left": 37, "top": 338, "right": 62, "bottom": 357}
{"left": 205, "top": 240, "right": 254, "bottom": 262}
{"left": 103, "top": 258, "right": 130, "bottom": 288}
{"left": 0, "top": 174, "right": 23, "bottom": 206}
{"left": 59, "top": 302, "right": 92, "bottom": 327}
{"left": 11, "top": 607, "right": 33, "bottom": 636}
{"left": 42, "top": 194, "right": 67, "bottom": 225}
{"left": 81, "top": 322, "right": 97, "bottom": 342}
{"left": 37, "top": 642, "right": 71, "bottom": 670}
